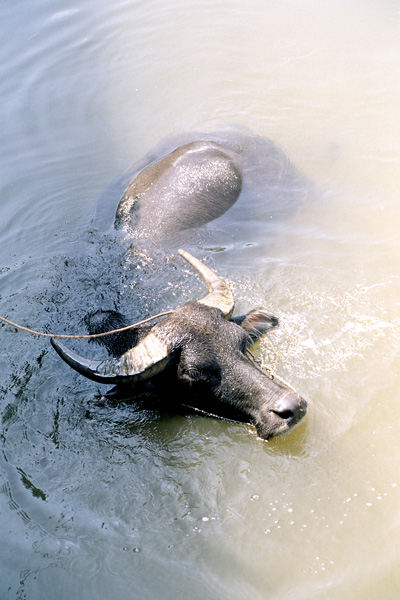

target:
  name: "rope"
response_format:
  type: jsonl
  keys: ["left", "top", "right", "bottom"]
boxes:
{"left": 0, "top": 311, "right": 173, "bottom": 339}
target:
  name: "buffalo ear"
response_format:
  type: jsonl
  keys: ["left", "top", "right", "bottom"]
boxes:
{"left": 232, "top": 308, "right": 279, "bottom": 344}
{"left": 84, "top": 309, "right": 152, "bottom": 357}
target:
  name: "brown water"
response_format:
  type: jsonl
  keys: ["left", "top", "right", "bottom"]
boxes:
{"left": 1, "top": 1, "right": 399, "bottom": 599}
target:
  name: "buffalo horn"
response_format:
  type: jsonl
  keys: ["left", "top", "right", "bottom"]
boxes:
{"left": 51, "top": 330, "right": 171, "bottom": 384}
{"left": 178, "top": 249, "right": 234, "bottom": 318}
{"left": 51, "top": 250, "right": 234, "bottom": 384}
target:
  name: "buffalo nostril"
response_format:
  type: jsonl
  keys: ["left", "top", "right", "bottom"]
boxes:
{"left": 272, "top": 393, "right": 305, "bottom": 422}
{"left": 275, "top": 408, "right": 294, "bottom": 420}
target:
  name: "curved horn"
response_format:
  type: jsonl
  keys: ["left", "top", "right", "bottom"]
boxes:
{"left": 51, "top": 330, "right": 171, "bottom": 384}
{"left": 51, "top": 250, "right": 233, "bottom": 384}
{"left": 178, "top": 249, "right": 234, "bottom": 318}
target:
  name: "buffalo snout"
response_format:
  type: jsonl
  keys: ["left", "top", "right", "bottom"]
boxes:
{"left": 254, "top": 389, "right": 307, "bottom": 440}
{"left": 271, "top": 392, "right": 307, "bottom": 426}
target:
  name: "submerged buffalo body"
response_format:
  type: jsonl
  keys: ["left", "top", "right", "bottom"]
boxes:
{"left": 115, "top": 140, "right": 243, "bottom": 239}
{"left": 52, "top": 134, "right": 307, "bottom": 440}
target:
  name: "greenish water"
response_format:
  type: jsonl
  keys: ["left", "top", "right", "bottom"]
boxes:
{"left": 1, "top": 1, "right": 400, "bottom": 599}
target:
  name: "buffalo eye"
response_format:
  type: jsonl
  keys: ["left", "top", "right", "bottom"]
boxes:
{"left": 179, "top": 362, "right": 221, "bottom": 387}
{"left": 186, "top": 368, "right": 204, "bottom": 382}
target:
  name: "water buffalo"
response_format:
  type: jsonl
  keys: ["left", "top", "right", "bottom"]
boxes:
{"left": 51, "top": 133, "right": 308, "bottom": 439}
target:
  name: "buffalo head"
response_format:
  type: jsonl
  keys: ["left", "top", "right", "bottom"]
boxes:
{"left": 51, "top": 250, "right": 307, "bottom": 440}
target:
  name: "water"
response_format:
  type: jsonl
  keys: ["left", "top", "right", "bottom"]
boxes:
{"left": 1, "top": 0, "right": 399, "bottom": 598}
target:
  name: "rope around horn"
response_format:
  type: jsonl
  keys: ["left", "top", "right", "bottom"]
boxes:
{"left": 0, "top": 311, "right": 173, "bottom": 339}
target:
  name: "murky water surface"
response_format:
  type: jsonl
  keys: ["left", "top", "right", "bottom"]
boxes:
{"left": 1, "top": 1, "right": 399, "bottom": 598}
